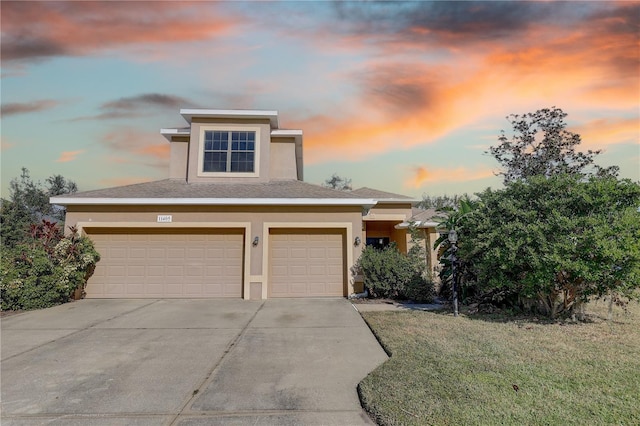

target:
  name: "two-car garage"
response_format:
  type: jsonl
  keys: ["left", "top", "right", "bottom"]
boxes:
{"left": 84, "top": 227, "right": 347, "bottom": 299}
{"left": 85, "top": 228, "right": 245, "bottom": 298}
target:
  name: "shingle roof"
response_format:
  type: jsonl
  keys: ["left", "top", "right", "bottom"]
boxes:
{"left": 350, "top": 187, "right": 414, "bottom": 200}
{"left": 410, "top": 207, "right": 440, "bottom": 223}
{"left": 51, "top": 179, "right": 378, "bottom": 206}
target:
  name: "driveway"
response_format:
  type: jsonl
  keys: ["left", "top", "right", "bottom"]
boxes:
{"left": 1, "top": 299, "right": 387, "bottom": 425}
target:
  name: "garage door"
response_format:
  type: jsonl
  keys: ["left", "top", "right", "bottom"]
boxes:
{"left": 85, "top": 228, "right": 244, "bottom": 298}
{"left": 269, "top": 229, "right": 345, "bottom": 297}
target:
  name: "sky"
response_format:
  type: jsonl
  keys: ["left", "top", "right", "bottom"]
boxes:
{"left": 1, "top": 1, "right": 638, "bottom": 199}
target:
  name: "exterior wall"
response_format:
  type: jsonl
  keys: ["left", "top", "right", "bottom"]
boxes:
{"left": 186, "top": 118, "right": 272, "bottom": 183}
{"left": 66, "top": 204, "right": 363, "bottom": 299}
{"left": 363, "top": 221, "right": 408, "bottom": 253}
{"left": 425, "top": 228, "right": 439, "bottom": 276}
{"left": 364, "top": 203, "right": 413, "bottom": 221}
{"left": 269, "top": 139, "right": 298, "bottom": 180}
{"left": 169, "top": 140, "right": 189, "bottom": 180}
{"left": 363, "top": 202, "right": 413, "bottom": 253}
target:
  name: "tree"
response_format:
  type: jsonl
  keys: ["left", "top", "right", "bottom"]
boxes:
{"left": 418, "top": 194, "right": 471, "bottom": 210}
{"left": 488, "top": 107, "right": 619, "bottom": 184}
{"left": 1, "top": 168, "right": 78, "bottom": 248}
{"left": 46, "top": 174, "right": 78, "bottom": 197}
{"left": 323, "top": 173, "right": 352, "bottom": 191}
{"left": 458, "top": 174, "right": 640, "bottom": 318}
{"left": 432, "top": 198, "right": 478, "bottom": 299}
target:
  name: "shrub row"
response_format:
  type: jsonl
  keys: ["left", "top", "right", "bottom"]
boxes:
{"left": 1, "top": 222, "right": 100, "bottom": 311}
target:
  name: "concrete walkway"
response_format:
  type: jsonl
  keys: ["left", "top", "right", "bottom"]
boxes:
{"left": 351, "top": 300, "right": 446, "bottom": 312}
{"left": 1, "top": 299, "right": 387, "bottom": 425}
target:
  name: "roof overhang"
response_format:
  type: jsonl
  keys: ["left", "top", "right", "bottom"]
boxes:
{"left": 51, "top": 197, "right": 376, "bottom": 208}
{"left": 180, "top": 109, "right": 279, "bottom": 128}
{"left": 160, "top": 127, "right": 190, "bottom": 141}
{"left": 395, "top": 220, "right": 440, "bottom": 229}
{"left": 373, "top": 199, "right": 421, "bottom": 206}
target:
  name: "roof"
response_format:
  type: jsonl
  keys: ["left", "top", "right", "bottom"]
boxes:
{"left": 50, "top": 179, "right": 376, "bottom": 207}
{"left": 351, "top": 187, "right": 419, "bottom": 204}
{"left": 410, "top": 207, "right": 440, "bottom": 223}
{"left": 395, "top": 207, "right": 441, "bottom": 229}
{"left": 179, "top": 109, "right": 279, "bottom": 128}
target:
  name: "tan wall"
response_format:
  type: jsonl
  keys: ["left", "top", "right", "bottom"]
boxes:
{"left": 364, "top": 203, "right": 412, "bottom": 221}
{"left": 425, "top": 228, "right": 440, "bottom": 276}
{"left": 66, "top": 204, "right": 364, "bottom": 298}
{"left": 269, "top": 140, "right": 297, "bottom": 180}
{"left": 169, "top": 141, "right": 189, "bottom": 180}
{"left": 186, "top": 118, "right": 272, "bottom": 183}
{"left": 364, "top": 221, "right": 408, "bottom": 253}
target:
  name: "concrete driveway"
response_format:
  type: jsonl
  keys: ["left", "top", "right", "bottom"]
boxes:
{"left": 1, "top": 299, "right": 387, "bottom": 425}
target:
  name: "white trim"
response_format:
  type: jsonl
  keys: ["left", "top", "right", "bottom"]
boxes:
{"left": 372, "top": 198, "right": 421, "bottom": 205}
{"left": 363, "top": 214, "right": 407, "bottom": 221}
{"left": 270, "top": 129, "right": 302, "bottom": 136}
{"left": 180, "top": 109, "right": 279, "bottom": 128}
{"left": 160, "top": 128, "right": 190, "bottom": 141}
{"left": 196, "top": 125, "right": 261, "bottom": 178}
{"left": 78, "top": 221, "right": 253, "bottom": 300}
{"left": 395, "top": 221, "right": 440, "bottom": 229}
{"left": 262, "top": 222, "right": 355, "bottom": 299}
{"left": 51, "top": 197, "right": 377, "bottom": 207}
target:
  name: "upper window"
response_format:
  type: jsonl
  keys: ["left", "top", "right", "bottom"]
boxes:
{"left": 203, "top": 130, "right": 256, "bottom": 173}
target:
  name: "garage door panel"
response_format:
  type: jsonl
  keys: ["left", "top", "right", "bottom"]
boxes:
{"left": 226, "top": 248, "right": 242, "bottom": 258}
{"left": 86, "top": 228, "right": 244, "bottom": 298}
{"left": 107, "top": 265, "right": 126, "bottom": 277}
{"left": 110, "top": 248, "right": 127, "bottom": 259}
{"left": 188, "top": 248, "right": 205, "bottom": 258}
{"left": 308, "top": 265, "right": 326, "bottom": 275}
{"left": 269, "top": 229, "right": 345, "bottom": 298}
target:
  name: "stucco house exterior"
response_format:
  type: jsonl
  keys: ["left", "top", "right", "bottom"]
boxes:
{"left": 52, "top": 109, "right": 438, "bottom": 300}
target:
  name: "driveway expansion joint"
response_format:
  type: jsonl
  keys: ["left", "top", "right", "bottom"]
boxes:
{"left": 1, "top": 299, "right": 160, "bottom": 362}
{"left": 168, "top": 300, "right": 266, "bottom": 426}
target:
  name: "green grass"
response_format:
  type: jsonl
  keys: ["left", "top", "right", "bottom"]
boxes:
{"left": 358, "top": 302, "right": 640, "bottom": 426}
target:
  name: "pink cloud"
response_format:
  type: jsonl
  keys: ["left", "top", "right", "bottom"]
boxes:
{"left": 1, "top": 2, "right": 239, "bottom": 64}
{"left": 100, "top": 128, "right": 169, "bottom": 169}
{"left": 572, "top": 118, "right": 640, "bottom": 150}
{"left": 56, "top": 150, "right": 85, "bottom": 163}
{"left": 405, "top": 165, "right": 495, "bottom": 189}
{"left": 1, "top": 137, "right": 15, "bottom": 151}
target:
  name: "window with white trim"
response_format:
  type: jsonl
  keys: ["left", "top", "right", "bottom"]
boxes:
{"left": 203, "top": 130, "right": 256, "bottom": 173}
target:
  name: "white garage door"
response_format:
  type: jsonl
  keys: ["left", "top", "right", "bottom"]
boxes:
{"left": 269, "top": 229, "right": 345, "bottom": 297}
{"left": 85, "top": 228, "right": 244, "bottom": 298}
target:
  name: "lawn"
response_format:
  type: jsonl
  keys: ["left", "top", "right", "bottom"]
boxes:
{"left": 358, "top": 301, "right": 640, "bottom": 426}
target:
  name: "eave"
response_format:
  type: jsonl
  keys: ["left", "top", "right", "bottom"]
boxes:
{"left": 51, "top": 197, "right": 376, "bottom": 209}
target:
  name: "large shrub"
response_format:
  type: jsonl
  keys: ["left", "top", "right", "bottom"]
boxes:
{"left": 1, "top": 221, "right": 100, "bottom": 311}
{"left": 459, "top": 174, "right": 640, "bottom": 318}
{"left": 356, "top": 241, "right": 434, "bottom": 302}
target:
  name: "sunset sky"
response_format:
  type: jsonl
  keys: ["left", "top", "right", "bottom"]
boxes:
{"left": 1, "top": 1, "right": 638, "bottom": 199}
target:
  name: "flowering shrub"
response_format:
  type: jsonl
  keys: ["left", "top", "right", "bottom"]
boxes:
{"left": 1, "top": 222, "right": 100, "bottom": 311}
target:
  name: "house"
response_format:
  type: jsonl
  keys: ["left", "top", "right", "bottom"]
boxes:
{"left": 51, "top": 109, "right": 439, "bottom": 299}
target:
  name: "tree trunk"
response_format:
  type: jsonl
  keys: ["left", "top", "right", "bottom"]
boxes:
{"left": 608, "top": 291, "right": 614, "bottom": 322}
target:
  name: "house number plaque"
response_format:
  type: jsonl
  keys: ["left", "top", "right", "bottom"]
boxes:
{"left": 157, "top": 215, "right": 172, "bottom": 223}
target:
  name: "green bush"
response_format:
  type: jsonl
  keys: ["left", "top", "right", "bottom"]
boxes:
{"left": 1, "top": 223, "right": 100, "bottom": 311}
{"left": 356, "top": 243, "right": 434, "bottom": 302}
